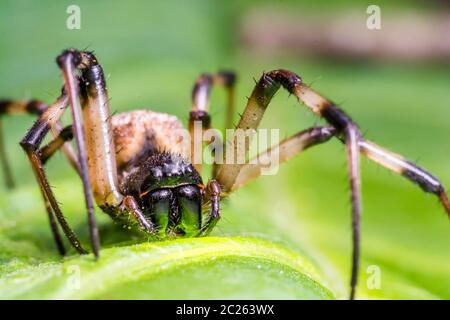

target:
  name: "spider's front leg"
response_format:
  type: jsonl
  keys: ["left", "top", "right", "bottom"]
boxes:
{"left": 214, "top": 71, "right": 363, "bottom": 300}
{"left": 285, "top": 71, "right": 450, "bottom": 216}
{"left": 358, "top": 140, "right": 450, "bottom": 216}
{"left": 198, "top": 179, "right": 221, "bottom": 236}
{"left": 56, "top": 49, "right": 161, "bottom": 255}
{"left": 214, "top": 69, "right": 450, "bottom": 300}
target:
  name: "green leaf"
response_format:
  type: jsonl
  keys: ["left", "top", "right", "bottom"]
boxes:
{"left": 0, "top": 237, "right": 333, "bottom": 299}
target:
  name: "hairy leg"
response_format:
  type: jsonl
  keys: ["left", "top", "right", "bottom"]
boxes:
{"left": 20, "top": 94, "right": 87, "bottom": 254}
{"left": 231, "top": 126, "right": 335, "bottom": 191}
{"left": 215, "top": 69, "right": 450, "bottom": 299}
{"left": 199, "top": 179, "right": 221, "bottom": 236}
{"left": 359, "top": 140, "right": 450, "bottom": 217}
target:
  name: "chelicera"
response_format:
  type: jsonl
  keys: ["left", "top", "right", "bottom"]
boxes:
{"left": 0, "top": 49, "right": 448, "bottom": 299}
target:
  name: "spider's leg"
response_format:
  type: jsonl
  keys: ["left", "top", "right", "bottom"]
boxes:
{"left": 285, "top": 74, "right": 368, "bottom": 294}
{"left": 231, "top": 126, "right": 336, "bottom": 191}
{"left": 122, "top": 196, "right": 158, "bottom": 234}
{"left": 0, "top": 119, "right": 14, "bottom": 189}
{"left": 0, "top": 100, "right": 46, "bottom": 188}
{"left": 214, "top": 70, "right": 368, "bottom": 299}
{"left": 40, "top": 125, "right": 74, "bottom": 164}
{"left": 0, "top": 99, "right": 80, "bottom": 188}
{"left": 20, "top": 94, "right": 87, "bottom": 254}
{"left": 57, "top": 49, "right": 127, "bottom": 258}
{"left": 40, "top": 188, "right": 66, "bottom": 255}
{"left": 359, "top": 140, "right": 450, "bottom": 217}
{"left": 189, "top": 71, "right": 236, "bottom": 175}
{"left": 49, "top": 120, "right": 80, "bottom": 174}
{"left": 198, "top": 179, "right": 221, "bottom": 236}
{"left": 346, "top": 125, "right": 361, "bottom": 300}
{"left": 58, "top": 50, "right": 101, "bottom": 258}
{"left": 38, "top": 124, "right": 78, "bottom": 255}
{"left": 215, "top": 71, "right": 237, "bottom": 131}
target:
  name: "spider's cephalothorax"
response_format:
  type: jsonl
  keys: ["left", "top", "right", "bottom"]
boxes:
{"left": 1, "top": 48, "right": 449, "bottom": 300}
{"left": 120, "top": 153, "right": 204, "bottom": 238}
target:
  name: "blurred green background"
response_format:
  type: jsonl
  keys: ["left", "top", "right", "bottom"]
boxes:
{"left": 0, "top": 0, "right": 449, "bottom": 299}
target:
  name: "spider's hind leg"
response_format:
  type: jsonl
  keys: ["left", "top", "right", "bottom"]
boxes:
{"left": 189, "top": 71, "right": 236, "bottom": 175}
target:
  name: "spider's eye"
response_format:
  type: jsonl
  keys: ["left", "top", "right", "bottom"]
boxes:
{"left": 176, "top": 185, "right": 202, "bottom": 236}
{"left": 148, "top": 188, "right": 171, "bottom": 236}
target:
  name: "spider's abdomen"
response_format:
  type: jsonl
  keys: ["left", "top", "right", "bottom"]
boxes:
{"left": 111, "top": 110, "right": 190, "bottom": 173}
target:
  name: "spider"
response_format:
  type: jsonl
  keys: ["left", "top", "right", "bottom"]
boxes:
{"left": 0, "top": 48, "right": 449, "bottom": 300}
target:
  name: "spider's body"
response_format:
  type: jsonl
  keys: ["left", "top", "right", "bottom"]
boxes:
{"left": 0, "top": 48, "right": 449, "bottom": 300}
{"left": 102, "top": 110, "right": 207, "bottom": 238}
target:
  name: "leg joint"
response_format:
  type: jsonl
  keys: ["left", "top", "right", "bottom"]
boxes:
{"left": 189, "top": 110, "right": 211, "bottom": 128}
{"left": 265, "top": 69, "right": 302, "bottom": 93}
{"left": 192, "top": 74, "right": 213, "bottom": 102}
{"left": 59, "top": 125, "right": 74, "bottom": 141}
{"left": 20, "top": 121, "right": 50, "bottom": 151}
{"left": 217, "top": 71, "right": 237, "bottom": 88}
{"left": 322, "top": 104, "right": 359, "bottom": 133}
